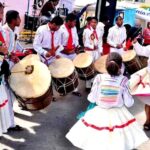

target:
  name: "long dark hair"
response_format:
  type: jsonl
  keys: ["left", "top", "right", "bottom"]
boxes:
{"left": 106, "top": 52, "right": 122, "bottom": 76}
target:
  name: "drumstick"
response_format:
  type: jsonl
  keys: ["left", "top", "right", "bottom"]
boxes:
{"left": 11, "top": 65, "right": 34, "bottom": 74}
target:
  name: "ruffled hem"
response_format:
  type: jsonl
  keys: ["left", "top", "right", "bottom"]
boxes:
{"left": 0, "top": 99, "right": 8, "bottom": 108}
{"left": 81, "top": 118, "right": 136, "bottom": 132}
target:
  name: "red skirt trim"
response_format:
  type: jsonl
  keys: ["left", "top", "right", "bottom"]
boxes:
{"left": 82, "top": 118, "right": 136, "bottom": 132}
{"left": 0, "top": 100, "right": 8, "bottom": 108}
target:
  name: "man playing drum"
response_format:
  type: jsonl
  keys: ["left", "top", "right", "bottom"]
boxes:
{"left": 60, "top": 13, "right": 81, "bottom": 97}
{"left": 33, "top": 16, "right": 64, "bottom": 65}
{"left": 0, "top": 7, "right": 22, "bottom": 132}
{"left": 83, "top": 17, "right": 103, "bottom": 90}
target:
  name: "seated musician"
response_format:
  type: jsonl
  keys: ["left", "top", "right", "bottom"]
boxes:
{"left": 40, "top": 0, "right": 59, "bottom": 25}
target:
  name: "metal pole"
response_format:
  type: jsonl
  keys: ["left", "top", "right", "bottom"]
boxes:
{"left": 95, "top": 0, "right": 102, "bottom": 21}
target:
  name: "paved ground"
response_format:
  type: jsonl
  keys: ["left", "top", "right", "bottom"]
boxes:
{"left": 0, "top": 78, "right": 150, "bottom": 150}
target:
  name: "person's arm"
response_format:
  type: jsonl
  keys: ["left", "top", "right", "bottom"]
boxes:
{"left": 122, "top": 79, "right": 134, "bottom": 108}
{"left": 87, "top": 75, "right": 101, "bottom": 103}
{"left": 33, "top": 27, "right": 48, "bottom": 56}
{"left": 107, "top": 28, "right": 117, "bottom": 48}
{"left": 77, "top": 4, "right": 90, "bottom": 19}
{"left": 133, "top": 41, "right": 150, "bottom": 57}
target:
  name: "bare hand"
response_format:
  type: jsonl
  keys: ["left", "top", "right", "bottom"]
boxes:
{"left": 10, "top": 55, "right": 20, "bottom": 63}
{"left": 132, "top": 38, "right": 137, "bottom": 44}
{"left": 0, "top": 44, "right": 8, "bottom": 55}
{"left": 45, "top": 52, "right": 52, "bottom": 58}
{"left": 116, "top": 44, "right": 123, "bottom": 49}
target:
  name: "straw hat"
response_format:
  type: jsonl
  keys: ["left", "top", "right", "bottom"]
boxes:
{"left": 49, "top": 58, "right": 75, "bottom": 78}
{"left": 73, "top": 53, "right": 93, "bottom": 68}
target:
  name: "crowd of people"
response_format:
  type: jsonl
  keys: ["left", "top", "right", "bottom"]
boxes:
{"left": 0, "top": 0, "right": 150, "bottom": 149}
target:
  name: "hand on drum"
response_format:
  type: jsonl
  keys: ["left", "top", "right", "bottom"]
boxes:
{"left": 116, "top": 44, "right": 123, "bottom": 49}
{"left": 56, "top": 55, "right": 61, "bottom": 59}
{"left": 10, "top": 54, "right": 20, "bottom": 63}
{"left": 24, "top": 49, "right": 33, "bottom": 56}
{"left": 0, "top": 43, "right": 8, "bottom": 55}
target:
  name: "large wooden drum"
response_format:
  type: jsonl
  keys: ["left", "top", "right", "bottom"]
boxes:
{"left": 9, "top": 54, "right": 52, "bottom": 110}
{"left": 49, "top": 58, "right": 79, "bottom": 95}
{"left": 122, "top": 50, "right": 142, "bottom": 74}
{"left": 94, "top": 55, "right": 108, "bottom": 74}
{"left": 73, "top": 53, "right": 95, "bottom": 80}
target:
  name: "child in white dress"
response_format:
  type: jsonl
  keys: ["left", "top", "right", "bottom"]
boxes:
{"left": 66, "top": 52, "right": 148, "bottom": 150}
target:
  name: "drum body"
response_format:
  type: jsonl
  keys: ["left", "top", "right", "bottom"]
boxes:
{"left": 9, "top": 57, "right": 52, "bottom": 111}
{"left": 76, "top": 64, "right": 95, "bottom": 80}
{"left": 73, "top": 53, "right": 95, "bottom": 80}
{"left": 122, "top": 50, "right": 142, "bottom": 75}
{"left": 52, "top": 71, "right": 79, "bottom": 94}
{"left": 15, "top": 87, "right": 52, "bottom": 110}
{"left": 94, "top": 55, "right": 108, "bottom": 74}
{"left": 139, "top": 56, "right": 148, "bottom": 68}
{"left": 49, "top": 58, "right": 79, "bottom": 95}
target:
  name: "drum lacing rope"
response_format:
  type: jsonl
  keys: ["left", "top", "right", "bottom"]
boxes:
{"left": 53, "top": 71, "right": 78, "bottom": 94}
{"left": 78, "top": 66, "right": 95, "bottom": 79}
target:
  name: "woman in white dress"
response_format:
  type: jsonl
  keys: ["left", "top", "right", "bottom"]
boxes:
{"left": 132, "top": 39, "right": 150, "bottom": 130}
{"left": 0, "top": 2, "right": 11, "bottom": 137}
{"left": 66, "top": 52, "right": 148, "bottom": 150}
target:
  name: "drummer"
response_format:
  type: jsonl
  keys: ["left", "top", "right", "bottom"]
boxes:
{"left": 83, "top": 17, "right": 103, "bottom": 61}
{"left": 33, "top": 15, "right": 64, "bottom": 65}
{"left": 60, "top": 13, "right": 81, "bottom": 97}
{"left": 0, "top": 5, "right": 22, "bottom": 133}
{"left": 133, "top": 38, "right": 150, "bottom": 131}
{"left": 60, "top": 13, "right": 79, "bottom": 60}
{"left": 83, "top": 17, "right": 103, "bottom": 90}
{"left": 107, "top": 16, "right": 127, "bottom": 55}
{"left": 39, "top": 0, "right": 60, "bottom": 25}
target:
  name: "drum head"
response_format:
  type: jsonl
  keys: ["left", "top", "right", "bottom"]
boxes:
{"left": 73, "top": 53, "right": 93, "bottom": 68}
{"left": 9, "top": 60, "right": 51, "bottom": 99}
{"left": 122, "top": 50, "right": 136, "bottom": 62}
{"left": 49, "top": 58, "right": 75, "bottom": 78}
{"left": 94, "top": 55, "right": 108, "bottom": 73}
{"left": 22, "top": 54, "right": 41, "bottom": 62}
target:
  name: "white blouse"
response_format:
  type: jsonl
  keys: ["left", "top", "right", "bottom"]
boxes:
{"left": 88, "top": 74, "right": 134, "bottom": 109}
{"left": 33, "top": 24, "right": 63, "bottom": 56}
{"left": 83, "top": 26, "right": 103, "bottom": 52}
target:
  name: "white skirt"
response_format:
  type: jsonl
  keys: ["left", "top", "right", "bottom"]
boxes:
{"left": 66, "top": 106, "right": 148, "bottom": 150}
{"left": 0, "top": 79, "right": 11, "bottom": 136}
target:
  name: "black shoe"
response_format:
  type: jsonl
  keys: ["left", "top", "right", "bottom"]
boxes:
{"left": 72, "top": 92, "right": 81, "bottom": 97}
{"left": 8, "top": 125, "right": 23, "bottom": 132}
{"left": 143, "top": 123, "right": 150, "bottom": 131}
{"left": 52, "top": 97, "right": 57, "bottom": 102}
{"left": 60, "top": 93, "right": 67, "bottom": 96}
{"left": 85, "top": 88, "right": 91, "bottom": 92}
